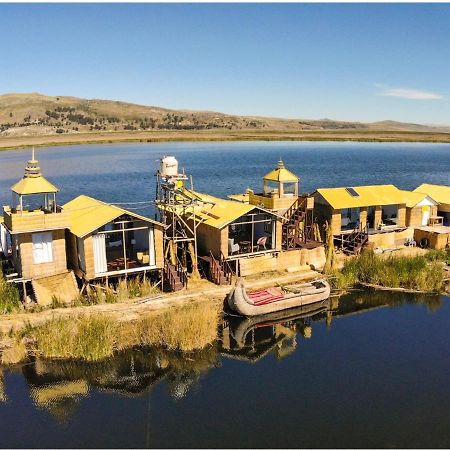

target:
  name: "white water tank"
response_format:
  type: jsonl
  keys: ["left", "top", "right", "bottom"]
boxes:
{"left": 160, "top": 156, "right": 178, "bottom": 176}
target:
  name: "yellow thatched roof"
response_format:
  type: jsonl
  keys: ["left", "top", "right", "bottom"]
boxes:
{"left": 399, "top": 190, "right": 438, "bottom": 208}
{"left": 414, "top": 183, "right": 450, "bottom": 205}
{"left": 227, "top": 193, "right": 250, "bottom": 203}
{"left": 165, "top": 189, "right": 277, "bottom": 229}
{"left": 315, "top": 184, "right": 406, "bottom": 209}
{"left": 263, "top": 160, "right": 299, "bottom": 183}
{"left": 63, "top": 195, "right": 163, "bottom": 238}
{"left": 11, "top": 151, "right": 59, "bottom": 195}
{"left": 11, "top": 176, "right": 59, "bottom": 195}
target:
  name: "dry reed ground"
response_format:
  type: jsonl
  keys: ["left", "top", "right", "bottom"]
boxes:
{"left": 1, "top": 300, "right": 222, "bottom": 363}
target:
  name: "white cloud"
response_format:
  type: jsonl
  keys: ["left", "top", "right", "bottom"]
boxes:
{"left": 376, "top": 86, "right": 442, "bottom": 100}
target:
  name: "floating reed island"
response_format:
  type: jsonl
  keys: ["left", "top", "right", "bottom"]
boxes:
{"left": 0, "top": 152, "right": 449, "bottom": 347}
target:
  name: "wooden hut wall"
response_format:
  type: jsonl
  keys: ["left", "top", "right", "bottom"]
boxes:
{"left": 19, "top": 229, "right": 67, "bottom": 279}
{"left": 82, "top": 235, "right": 96, "bottom": 280}
{"left": 153, "top": 226, "right": 164, "bottom": 268}
{"left": 397, "top": 205, "right": 406, "bottom": 227}
{"left": 195, "top": 222, "right": 226, "bottom": 259}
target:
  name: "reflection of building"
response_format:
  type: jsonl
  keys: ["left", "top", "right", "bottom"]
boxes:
{"left": 19, "top": 346, "right": 219, "bottom": 421}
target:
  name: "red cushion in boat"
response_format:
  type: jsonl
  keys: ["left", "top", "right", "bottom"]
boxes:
{"left": 248, "top": 288, "right": 284, "bottom": 306}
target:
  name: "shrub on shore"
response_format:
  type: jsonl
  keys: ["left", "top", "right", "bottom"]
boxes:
{"left": 330, "top": 250, "right": 445, "bottom": 292}
{"left": 0, "top": 269, "right": 21, "bottom": 314}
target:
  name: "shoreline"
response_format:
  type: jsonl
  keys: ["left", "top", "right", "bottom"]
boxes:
{"left": 1, "top": 129, "right": 450, "bottom": 151}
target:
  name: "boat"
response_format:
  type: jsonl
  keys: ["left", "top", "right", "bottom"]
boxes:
{"left": 227, "top": 278, "right": 331, "bottom": 317}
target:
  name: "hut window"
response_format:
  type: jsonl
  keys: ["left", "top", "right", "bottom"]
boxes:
{"left": 32, "top": 232, "right": 53, "bottom": 264}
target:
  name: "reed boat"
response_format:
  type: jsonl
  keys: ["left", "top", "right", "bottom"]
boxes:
{"left": 227, "top": 278, "right": 331, "bottom": 317}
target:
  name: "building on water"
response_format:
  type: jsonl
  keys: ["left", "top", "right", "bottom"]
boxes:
{"left": 0, "top": 152, "right": 166, "bottom": 303}
{"left": 162, "top": 159, "right": 326, "bottom": 282}
{"left": 64, "top": 195, "right": 165, "bottom": 285}
{"left": 414, "top": 184, "right": 450, "bottom": 226}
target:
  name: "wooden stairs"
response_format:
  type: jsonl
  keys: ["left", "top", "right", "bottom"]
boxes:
{"left": 163, "top": 260, "right": 187, "bottom": 292}
{"left": 337, "top": 224, "right": 369, "bottom": 255}
{"left": 199, "top": 252, "right": 233, "bottom": 285}
{"left": 282, "top": 197, "right": 314, "bottom": 250}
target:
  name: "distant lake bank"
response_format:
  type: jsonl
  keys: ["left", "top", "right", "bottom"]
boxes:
{"left": 2, "top": 128, "right": 450, "bottom": 151}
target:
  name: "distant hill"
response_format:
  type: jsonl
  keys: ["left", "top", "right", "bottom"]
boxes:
{"left": 1, "top": 92, "right": 449, "bottom": 137}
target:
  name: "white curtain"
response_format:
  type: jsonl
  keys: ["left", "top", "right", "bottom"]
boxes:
{"left": 148, "top": 227, "right": 156, "bottom": 266}
{"left": 32, "top": 232, "right": 53, "bottom": 264}
{"left": 0, "top": 224, "right": 7, "bottom": 256}
{"left": 93, "top": 234, "right": 107, "bottom": 274}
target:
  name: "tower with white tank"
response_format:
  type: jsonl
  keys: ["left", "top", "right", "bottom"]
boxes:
{"left": 155, "top": 156, "right": 202, "bottom": 291}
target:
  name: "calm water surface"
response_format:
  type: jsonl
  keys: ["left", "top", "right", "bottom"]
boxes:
{"left": 0, "top": 291, "right": 449, "bottom": 448}
{"left": 0, "top": 141, "right": 449, "bottom": 217}
{"left": 0, "top": 142, "right": 449, "bottom": 448}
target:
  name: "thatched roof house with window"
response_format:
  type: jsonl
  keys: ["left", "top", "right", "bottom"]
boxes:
{"left": 64, "top": 195, "right": 165, "bottom": 281}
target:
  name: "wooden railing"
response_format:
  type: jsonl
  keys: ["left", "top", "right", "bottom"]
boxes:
{"left": 175, "top": 256, "right": 188, "bottom": 287}
{"left": 164, "top": 257, "right": 187, "bottom": 291}
{"left": 220, "top": 251, "right": 235, "bottom": 284}
{"left": 209, "top": 251, "right": 234, "bottom": 285}
{"left": 339, "top": 223, "right": 369, "bottom": 253}
{"left": 283, "top": 196, "right": 308, "bottom": 223}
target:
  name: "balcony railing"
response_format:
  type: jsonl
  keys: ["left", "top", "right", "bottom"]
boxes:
{"left": 2, "top": 206, "right": 71, "bottom": 233}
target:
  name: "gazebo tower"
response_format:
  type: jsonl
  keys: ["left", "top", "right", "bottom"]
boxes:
{"left": 2, "top": 149, "right": 71, "bottom": 284}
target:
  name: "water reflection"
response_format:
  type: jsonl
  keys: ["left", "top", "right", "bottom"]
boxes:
{"left": 0, "top": 290, "right": 444, "bottom": 425}
{"left": 16, "top": 345, "right": 220, "bottom": 422}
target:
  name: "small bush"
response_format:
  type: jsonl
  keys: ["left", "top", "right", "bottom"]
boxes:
{"left": 0, "top": 269, "right": 21, "bottom": 314}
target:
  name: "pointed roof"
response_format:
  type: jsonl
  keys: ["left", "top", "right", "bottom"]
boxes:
{"left": 398, "top": 190, "right": 438, "bottom": 208}
{"left": 263, "top": 160, "right": 299, "bottom": 183}
{"left": 63, "top": 195, "right": 164, "bottom": 238}
{"left": 11, "top": 149, "right": 59, "bottom": 195}
{"left": 414, "top": 183, "right": 450, "bottom": 205}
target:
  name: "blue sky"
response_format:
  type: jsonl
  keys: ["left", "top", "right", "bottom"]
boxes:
{"left": 1, "top": 3, "right": 449, "bottom": 124}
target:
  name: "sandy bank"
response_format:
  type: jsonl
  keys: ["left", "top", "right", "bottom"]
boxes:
{"left": 1, "top": 129, "right": 450, "bottom": 151}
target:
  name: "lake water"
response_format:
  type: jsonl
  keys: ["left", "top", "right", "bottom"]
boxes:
{"left": 0, "top": 141, "right": 449, "bottom": 218}
{"left": 0, "top": 291, "right": 449, "bottom": 448}
{"left": 0, "top": 141, "right": 449, "bottom": 448}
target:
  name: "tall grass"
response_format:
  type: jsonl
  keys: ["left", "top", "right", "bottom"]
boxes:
{"left": 135, "top": 301, "right": 221, "bottom": 351}
{"left": 0, "top": 268, "right": 21, "bottom": 314}
{"left": 330, "top": 250, "right": 444, "bottom": 292}
{"left": 33, "top": 315, "right": 117, "bottom": 361}
{"left": 28, "top": 300, "right": 221, "bottom": 362}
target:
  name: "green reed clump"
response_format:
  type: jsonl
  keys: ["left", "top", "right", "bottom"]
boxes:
{"left": 330, "top": 250, "right": 444, "bottom": 292}
{"left": 425, "top": 248, "right": 450, "bottom": 265}
{"left": 136, "top": 301, "right": 221, "bottom": 352}
{"left": 33, "top": 315, "right": 117, "bottom": 361}
{"left": 28, "top": 300, "right": 221, "bottom": 362}
{"left": 0, "top": 268, "right": 21, "bottom": 314}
